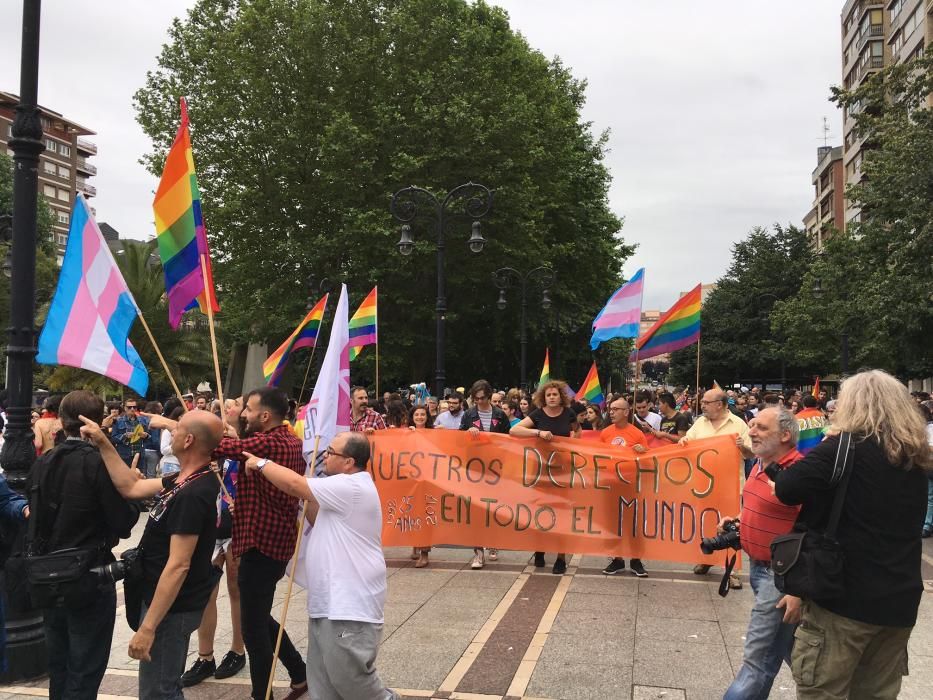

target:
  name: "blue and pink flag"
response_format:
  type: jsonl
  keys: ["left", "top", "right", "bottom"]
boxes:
{"left": 37, "top": 195, "right": 149, "bottom": 395}
{"left": 590, "top": 268, "right": 645, "bottom": 350}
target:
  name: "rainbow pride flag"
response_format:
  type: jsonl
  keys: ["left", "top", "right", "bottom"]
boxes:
{"left": 152, "top": 98, "right": 219, "bottom": 329}
{"left": 812, "top": 377, "right": 820, "bottom": 398}
{"left": 795, "top": 407, "right": 828, "bottom": 455}
{"left": 579, "top": 361, "right": 603, "bottom": 406}
{"left": 631, "top": 284, "right": 701, "bottom": 361}
{"left": 348, "top": 286, "right": 377, "bottom": 361}
{"left": 538, "top": 349, "right": 551, "bottom": 386}
{"left": 263, "top": 294, "right": 328, "bottom": 386}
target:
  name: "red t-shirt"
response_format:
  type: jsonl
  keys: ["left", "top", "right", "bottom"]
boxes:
{"left": 741, "top": 449, "right": 803, "bottom": 563}
{"left": 599, "top": 423, "right": 648, "bottom": 449}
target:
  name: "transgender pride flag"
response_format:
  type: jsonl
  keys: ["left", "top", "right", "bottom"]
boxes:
{"left": 37, "top": 195, "right": 149, "bottom": 395}
{"left": 590, "top": 268, "right": 645, "bottom": 350}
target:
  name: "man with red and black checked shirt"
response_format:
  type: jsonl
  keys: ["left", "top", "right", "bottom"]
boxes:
{"left": 349, "top": 386, "right": 387, "bottom": 434}
{"left": 213, "top": 387, "right": 307, "bottom": 700}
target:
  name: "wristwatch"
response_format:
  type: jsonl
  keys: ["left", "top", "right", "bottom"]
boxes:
{"left": 256, "top": 458, "right": 268, "bottom": 473}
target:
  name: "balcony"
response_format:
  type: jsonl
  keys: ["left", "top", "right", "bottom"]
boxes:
{"left": 76, "top": 158, "right": 96, "bottom": 175}
{"left": 857, "top": 24, "right": 884, "bottom": 50}
{"left": 76, "top": 138, "right": 97, "bottom": 155}
{"left": 77, "top": 181, "right": 97, "bottom": 197}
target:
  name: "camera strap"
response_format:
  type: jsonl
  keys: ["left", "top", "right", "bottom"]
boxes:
{"left": 825, "top": 432, "right": 854, "bottom": 540}
{"left": 718, "top": 551, "right": 737, "bottom": 598}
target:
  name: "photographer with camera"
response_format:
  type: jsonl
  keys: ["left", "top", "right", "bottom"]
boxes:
{"left": 27, "top": 390, "right": 138, "bottom": 699}
{"left": 79, "top": 408, "right": 223, "bottom": 700}
{"left": 720, "top": 407, "right": 803, "bottom": 700}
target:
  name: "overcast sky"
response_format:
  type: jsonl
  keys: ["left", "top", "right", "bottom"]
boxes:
{"left": 1, "top": 1, "right": 842, "bottom": 308}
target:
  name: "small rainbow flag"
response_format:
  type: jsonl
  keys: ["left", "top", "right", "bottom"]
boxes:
{"left": 579, "top": 361, "right": 604, "bottom": 406}
{"left": 152, "top": 97, "right": 219, "bottom": 329}
{"left": 796, "top": 406, "right": 828, "bottom": 455}
{"left": 631, "top": 284, "right": 702, "bottom": 361}
{"left": 812, "top": 377, "right": 820, "bottom": 398}
{"left": 348, "top": 286, "right": 377, "bottom": 361}
{"left": 263, "top": 294, "right": 328, "bottom": 386}
{"left": 538, "top": 349, "right": 551, "bottom": 386}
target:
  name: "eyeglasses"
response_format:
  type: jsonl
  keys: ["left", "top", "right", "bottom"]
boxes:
{"left": 125, "top": 405, "right": 138, "bottom": 411}
{"left": 700, "top": 400, "right": 723, "bottom": 406}
{"left": 608, "top": 407, "right": 628, "bottom": 412}
{"left": 325, "top": 446, "right": 349, "bottom": 459}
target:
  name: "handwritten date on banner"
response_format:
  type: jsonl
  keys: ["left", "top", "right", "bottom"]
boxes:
{"left": 366, "top": 430, "right": 742, "bottom": 566}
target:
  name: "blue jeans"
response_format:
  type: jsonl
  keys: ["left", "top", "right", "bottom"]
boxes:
{"left": 137, "top": 601, "right": 203, "bottom": 700}
{"left": 44, "top": 585, "right": 117, "bottom": 700}
{"left": 723, "top": 559, "right": 797, "bottom": 700}
{"left": 924, "top": 476, "right": 933, "bottom": 533}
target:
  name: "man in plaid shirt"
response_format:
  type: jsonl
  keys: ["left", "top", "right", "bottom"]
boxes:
{"left": 213, "top": 387, "right": 307, "bottom": 700}
{"left": 349, "top": 386, "right": 387, "bottom": 433}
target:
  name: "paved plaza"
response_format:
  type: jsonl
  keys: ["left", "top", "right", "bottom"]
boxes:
{"left": 2, "top": 524, "right": 932, "bottom": 699}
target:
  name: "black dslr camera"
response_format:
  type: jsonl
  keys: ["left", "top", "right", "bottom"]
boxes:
{"left": 700, "top": 520, "right": 741, "bottom": 555}
{"left": 90, "top": 546, "right": 143, "bottom": 584}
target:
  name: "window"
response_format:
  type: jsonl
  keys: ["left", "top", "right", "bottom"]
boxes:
{"left": 56, "top": 211, "right": 69, "bottom": 225}
{"left": 58, "top": 165, "right": 70, "bottom": 178}
{"left": 57, "top": 188, "right": 69, "bottom": 202}
{"left": 43, "top": 162, "right": 56, "bottom": 175}
{"left": 56, "top": 233, "right": 68, "bottom": 246}
{"left": 43, "top": 184, "right": 56, "bottom": 198}
{"left": 45, "top": 138, "right": 56, "bottom": 152}
{"left": 58, "top": 143, "right": 70, "bottom": 157}
{"left": 892, "top": 30, "right": 904, "bottom": 55}
{"left": 891, "top": 0, "right": 905, "bottom": 21}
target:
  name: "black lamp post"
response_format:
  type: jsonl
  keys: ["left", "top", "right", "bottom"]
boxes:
{"left": 0, "top": 0, "right": 49, "bottom": 680}
{"left": 757, "top": 293, "right": 786, "bottom": 389}
{"left": 811, "top": 278, "right": 850, "bottom": 375}
{"left": 390, "top": 183, "right": 493, "bottom": 400}
{"left": 493, "top": 266, "right": 555, "bottom": 390}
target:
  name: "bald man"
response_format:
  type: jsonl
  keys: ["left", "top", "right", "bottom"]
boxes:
{"left": 81, "top": 410, "right": 224, "bottom": 700}
{"left": 680, "top": 388, "right": 753, "bottom": 580}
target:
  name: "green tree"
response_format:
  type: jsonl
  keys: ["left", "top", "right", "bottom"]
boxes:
{"left": 134, "top": 0, "right": 632, "bottom": 392}
{"left": 774, "top": 54, "right": 933, "bottom": 378}
{"left": 669, "top": 224, "right": 813, "bottom": 388}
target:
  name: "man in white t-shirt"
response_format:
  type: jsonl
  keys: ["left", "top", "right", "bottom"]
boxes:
{"left": 242, "top": 432, "right": 397, "bottom": 700}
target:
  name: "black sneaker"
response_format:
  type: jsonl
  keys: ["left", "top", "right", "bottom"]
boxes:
{"left": 181, "top": 657, "right": 216, "bottom": 687}
{"left": 630, "top": 559, "right": 648, "bottom": 577}
{"left": 552, "top": 557, "right": 567, "bottom": 575}
{"left": 214, "top": 650, "right": 246, "bottom": 679}
{"left": 533, "top": 552, "right": 546, "bottom": 568}
{"left": 602, "top": 558, "right": 626, "bottom": 575}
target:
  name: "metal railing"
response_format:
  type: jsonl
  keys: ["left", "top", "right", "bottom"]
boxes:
{"left": 76, "top": 138, "right": 97, "bottom": 154}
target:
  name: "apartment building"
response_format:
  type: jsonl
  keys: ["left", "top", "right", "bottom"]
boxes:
{"left": 803, "top": 145, "right": 845, "bottom": 251}
{"left": 887, "top": 0, "right": 928, "bottom": 65}
{"left": 0, "top": 91, "right": 97, "bottom": 257}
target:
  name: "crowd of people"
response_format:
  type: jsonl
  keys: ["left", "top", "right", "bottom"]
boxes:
{"left": 0, "top": 370, "right": 928, "bottom": 699}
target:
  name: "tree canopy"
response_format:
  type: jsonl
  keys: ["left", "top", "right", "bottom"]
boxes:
{"left": 134, "top": 0, "right": 632, "bottom": 392}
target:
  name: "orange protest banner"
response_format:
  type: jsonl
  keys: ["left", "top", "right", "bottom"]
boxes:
{"left": 368, "top": 430, "right": 742, "bottom": 566}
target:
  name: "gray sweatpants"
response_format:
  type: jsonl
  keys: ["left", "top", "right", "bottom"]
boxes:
{"left": 307, "top": 618, "right": 398, "bottom": 700}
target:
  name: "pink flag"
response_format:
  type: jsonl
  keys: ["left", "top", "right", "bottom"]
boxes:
{"left": 590, "top": 268, "right": 645, "bottom": 350}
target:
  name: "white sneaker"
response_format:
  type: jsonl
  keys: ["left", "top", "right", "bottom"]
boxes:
{"left": 470, "top": 551, "right": 485, "bottom": 569}
{"left": 487, "top": 548, "right": 498, "bottom": 561}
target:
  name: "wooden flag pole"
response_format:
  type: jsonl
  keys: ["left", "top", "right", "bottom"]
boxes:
{"left": 375, "top": 335, "right": 380, "bottom": 400}
{"left": 633, "top": 346, "right": 640, "bottom": 393}
{"left": 265, "top": 435, "right": 321, "bottom": 700}
{"left": 695, "top": 337, "right": 702, "bottom": 409}
{"left": 135, "top": 309, "right": 186, "bottom": 408}
{"left": 199, "top": 254, "right": 224, "bottom": 409}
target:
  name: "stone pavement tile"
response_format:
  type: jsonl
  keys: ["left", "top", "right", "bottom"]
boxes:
{"left": 560, "top": 592, "right": 638, "bottom": 614}
{"left": 633, "top": 638, "right": 732, "bottom": 696}
{"left": 98, "top": 673, "right": 139, "bottom": 695}
{"left": 405, "top": 604, "right": 488, "bottom": 633}
{"left": 636, "top": 596, "right": 717, "bottom": 622}
{"left": 444, "top": 570, "right": 521, "bottom": 590}
{"left": 716, "top": 620, "right": 750, "bottom": 647}
{"left": 378, "top": 639, "right": 468, "bottom": 690}
{"left": 551, "top": 608, "right": 635, "bottom": 635}
{"left": 900, "top": 656, "right": 933, "bottom": 700}
{"left": 425, "top": 586, "right": 511, "bottom": 609}
{"left": 635, "top": 616, "right": 725, "bottom": 645}
{"left": 636, "top": 579, "right": 711, "bottom": 601}
{"left": 632, "top": 686, "right": 686, "bottom": 700}
{"left": 526, "top": 661, "right": 633, "bottom": 700}
{"left": 708, "top": 594, "right": 754, "bottom": 623}
{"left": 457, "top": 629, "right": 532, "bottom": 696}
{"left": 538, "top": 629, "right": 635, "bottom": 667}
{"left": 384, "top": 600, "right": 426, "bottom": 628}
{"left": 568, "top": 575, "right": 638, "bottom": 597}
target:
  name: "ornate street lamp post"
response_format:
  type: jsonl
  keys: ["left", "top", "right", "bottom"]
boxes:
{"left": 493, "top": 266, "right": 555, "bottom": 390}
{"left": 1, "top": 0, "right": 49, "bottom": 680}
{"left": 391, "top": 183, "right": 493, "bottom": 400}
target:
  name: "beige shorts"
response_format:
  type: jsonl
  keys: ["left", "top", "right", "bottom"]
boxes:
{"left": 212, "top": 538, "right": 232, "bottom": 561}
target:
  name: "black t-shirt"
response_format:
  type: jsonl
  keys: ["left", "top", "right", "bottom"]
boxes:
{"left": 659, "top": 412, "right": 691, "bottom": 436}
{"left": 528, "top": 407, "right": 577, "bottom": 438}
{"left": 140, "top": 466, "right": 219, "bottom": 614}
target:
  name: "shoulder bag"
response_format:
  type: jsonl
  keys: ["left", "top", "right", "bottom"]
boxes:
{"left": 770, "top": 432, "right": 854, "bottom": 600}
